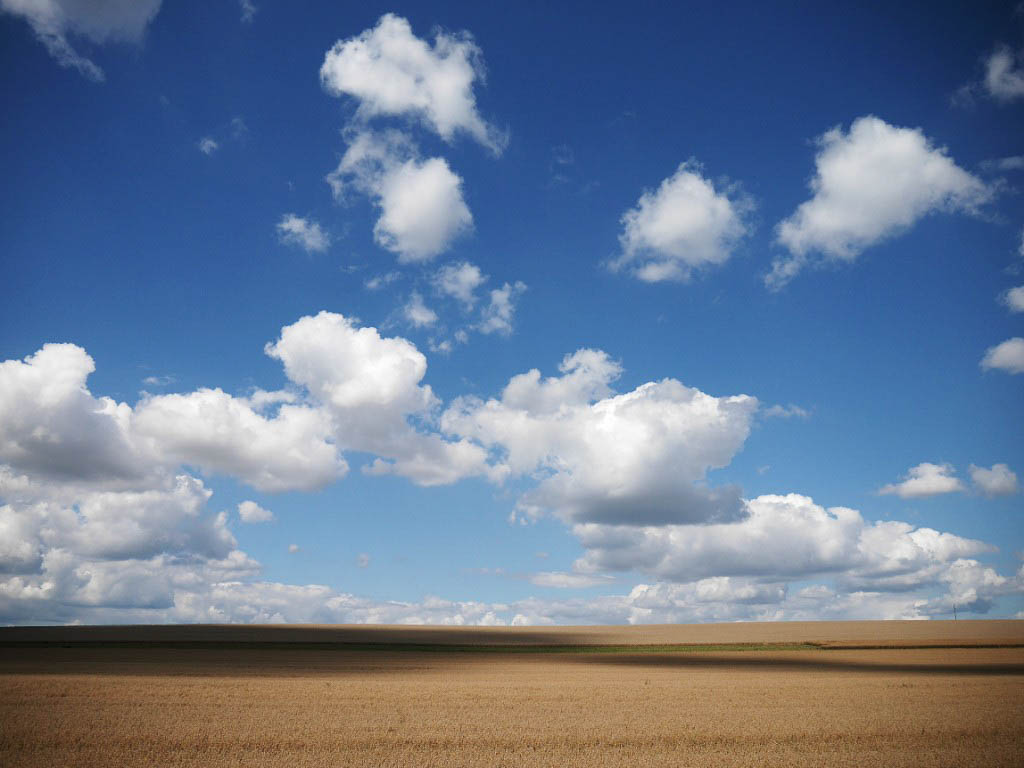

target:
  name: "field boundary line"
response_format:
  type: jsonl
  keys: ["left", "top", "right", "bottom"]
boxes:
{"left": 2, "top": 640, "right": 1021, "bottom": 653}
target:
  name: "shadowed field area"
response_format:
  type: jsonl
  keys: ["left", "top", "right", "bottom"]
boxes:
{"left": 1, "top": 622, "right": 1022, "bottom": 767}
{"left": 3, "top": 618, "right": 1023, "bottom": 648}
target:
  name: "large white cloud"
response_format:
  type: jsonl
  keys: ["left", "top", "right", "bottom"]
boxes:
{"left": 0, "top": 485, "right": 260, "bottom": 624}
{"left": 0, "top": 342, "right": 344, "bottom": 494}
{"left": 878, "top": 462, "right": 964, "bottom": 499}
{"left": 612, "top": 161, "right": 752, "bottom": 282}
{"left": 0, "top": 468, "right": 242, "bottom": 585}
{"left": 0, "top": 343, "right": 150, "bottom": 484}
{"left": 572, "top": 493, "right": 992, "bottom": 590}
{"left": 4, "top": 320, "right": 1022, "bottom": 625}
{"left": 0, "top": 313, "right": 494, "bottom": 623}
{"left": 770, "top": 116, "right": 992, "bottom": 287}
{"left": 327, "top": 130, "right": 472, "bottom": 262}
{"left": 0, "top": 313, "right": 495, "bottom": 493}
{"left": 981, "top": 337, "right": 1024, "bottom": 374}
{"left": 442, "top": 349, "right": 758, "bottom": 525}
{"left": 132, "top": 389, "right": 344, "bottom": 493}
{"left": 320, "top": 13, "right": 505, "bottom": 153}
{"left": 38, "top": 475, "right": 232, "bottom": 563}
{"left": 265, "top": 311, "right": 490, "bottom": 486}
{"left": 5, "top": 544, "right": 1016, "bottom": 625}
{"left": 1, "top": 0, "right": 162, "bottom": 81}
{"left": 1, "top": 462, "right": 1019, "bottom": 624}
{"left": 266, "top": 310, "right": 436, "bottom": 418}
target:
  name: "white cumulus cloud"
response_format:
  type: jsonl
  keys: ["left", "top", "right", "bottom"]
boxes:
{"left": 1001, "top": 286, "right": 1024, "bottom": 313}
{"left": 442, "top": 349, "right": 757, "bottom": 525}
{"left": 327, "top": 130, "right": 472, "bottom": 262}
{"left": 477, "top": 281, "right": 526, "bottom": 335}
{"left": 435, "top": 261, "right": 486, "bottom": 307}
{"left": 1, "top": 312, "right": 499, "bottom": 494}
{"left": 1, "top": 0, "right": 161, "bottom": 81}
{"left": 266, "top": 311, "right": 436, "bottom": 417}
{"left": 878, "top": 462, "right": 965, "bottom": 499}
{"left": 265, "top": 311, "right": 490, "bottom": 487}
{"left": 319, "top": 13, "right": 505, "bottom": 153}
{"left": 0, "top": 343, "right": 151, "bottom": 484}
{"left": 403, "top": 292, "right": 438, "bottom": 328}
{"left": 969, "top": 463, "right": 1019, "bottom": 497}
{"left": 132, "top": 388, "right": 344, "bottom": 493}
{"left": 276, "top": 214, "right": 330, "bottom": 253}
{"left": 0, "top": 465, "right": 255, "bottom": 625}
{"left": 237, "top": 500, "right": 273, "bottom": 523}
{"left": 770, "top": 116, "right": 992, "bottom": 287}
{"left": 981, "top": 337, "right": 1024, "bottom": 374}
{"left": 573, "top": 493, "right": 991, "bottom": 591}
{"left": 613, "top": 160, "right": 752, "bottom": 282}
{"left": 0, "top": 469, "right": 1019, "bottom": 624}
{"left": 5, "top": 321, "right": 1022, "bottom": 625}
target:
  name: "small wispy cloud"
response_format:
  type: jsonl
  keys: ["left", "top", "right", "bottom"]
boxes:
{"left": 434, "top": 261, "right": 486, "bottom": 308}
{"left": 980, "top": 155, "right": 1024, "bottom": 172}
{"left": 953, "top": 45, "right": 1024, "bottom": 107}
{"left": 404, "top": 291, "right": 438, "bottom": 328}
{"left": 239, "top": 0, "right": 257, "bottom": 24}
{"left": 551, "top": 144, "right": 574, "bottom": 166}
{"left": 198, "top": 136, "right": 219, "bottom": 155}
{"left": 365, "top": 271, "right": 400, "bottom": 291}
{"left": 763, "top": 404, "right": 811, "bottom": 419}
{"left": 477, "top": 281, "right": 527, "bottom": 335}
{"left": 530, "top": 571, "right": 613, "bottom": 589}
{"left": 277, "top": 214, "right": 330, "bottom": 253}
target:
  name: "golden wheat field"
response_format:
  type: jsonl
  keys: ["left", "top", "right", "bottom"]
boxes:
{"left": 1, "top": 621, "right": 1022, "bottom": 767}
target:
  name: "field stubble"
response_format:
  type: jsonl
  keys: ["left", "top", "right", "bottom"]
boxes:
{"left": 1, "top": 621, "right": 1022, "bottom": 767}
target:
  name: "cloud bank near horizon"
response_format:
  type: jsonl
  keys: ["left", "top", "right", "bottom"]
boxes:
{"left": 1, "top": 314, "right": 1019, "bottom": 625}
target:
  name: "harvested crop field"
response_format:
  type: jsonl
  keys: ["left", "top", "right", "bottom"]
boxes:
{"left": 1, "top": 621, "right": 1022, "bottom": 767}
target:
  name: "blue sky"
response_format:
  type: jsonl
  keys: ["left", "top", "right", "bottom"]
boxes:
{"left": 1, "top": 0, "right": 1022, "bottom": 625}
